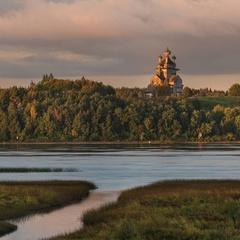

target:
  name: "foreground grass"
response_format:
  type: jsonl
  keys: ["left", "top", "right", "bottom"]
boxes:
{"left": 53, "top": 180, "right": 240, "bottom": 240}
{"left": 0, "top": 180, "right": 96, "bottom": 237}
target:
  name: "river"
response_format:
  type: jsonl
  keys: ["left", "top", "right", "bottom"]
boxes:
{"left": 1, "top": 143, "right": 240, "bottom": 239}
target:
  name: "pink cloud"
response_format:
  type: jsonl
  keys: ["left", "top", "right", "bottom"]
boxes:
{"left": 0, "top": 0, "right": 240, "bottom": 86}
{"left": 0, "top": 0, "right": 239, "bottom": 42}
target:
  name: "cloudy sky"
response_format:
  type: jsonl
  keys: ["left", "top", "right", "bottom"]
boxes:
{"left": 0, "top": 0, "right": 240, "bottom": 90}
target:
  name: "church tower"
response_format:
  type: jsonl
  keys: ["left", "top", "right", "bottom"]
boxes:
{"left": 161, "top": 48, "right": 179, "bottom": 80}
{"left": 147, "top": 48, "right": 183, "bottom": 97}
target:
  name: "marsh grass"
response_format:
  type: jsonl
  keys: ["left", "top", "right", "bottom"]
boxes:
{"left": 0, "top": 180, "right": 96, "bottom": 237}
{"left": 0, "top": 168, "right": 78, "bottom": 173}
{"left": 52, "top": 180, "right": 240, "bottom": 240}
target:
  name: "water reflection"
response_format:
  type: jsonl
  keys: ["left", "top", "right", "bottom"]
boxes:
{"left": 2, "top": 190, "right": 119, "bottom": 240}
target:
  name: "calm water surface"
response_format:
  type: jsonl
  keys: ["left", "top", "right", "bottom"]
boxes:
{"left": 0, "top": 143, "right": 240, "bottom": 190}
{"left": 1, "top": 143, "right": 240, "bottom": 239}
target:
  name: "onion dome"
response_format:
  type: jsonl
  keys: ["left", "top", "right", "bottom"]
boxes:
{"left": 164, "top": 47, "right": 171, "bottom": 57}
{"left": 158, "top": 55, "right": 163, "bottom": 63}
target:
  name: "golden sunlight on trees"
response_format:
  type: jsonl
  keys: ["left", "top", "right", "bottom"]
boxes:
{"left": 228, "top": 83, "right": 240, "bottom": 96}
{"left": 0, "top": 77, "right": 239, "bottom": 143}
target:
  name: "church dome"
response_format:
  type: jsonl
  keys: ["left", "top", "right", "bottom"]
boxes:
{"left": 164, "top": 48, "right": 171, "bottom": 57}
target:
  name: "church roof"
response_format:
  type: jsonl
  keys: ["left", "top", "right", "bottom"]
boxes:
{"left": 159, "top": 57, "right": 178, "bottom": 70}
{"left": 164, "top": 47, "right": 171, "bottom": 56}
{"left": 161, "top": 57, "right": 176, "bottom": 66}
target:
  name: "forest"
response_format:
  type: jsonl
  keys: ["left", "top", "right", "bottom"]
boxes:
{"left": 0, "top": 75, "right": 240, "bottom": 143}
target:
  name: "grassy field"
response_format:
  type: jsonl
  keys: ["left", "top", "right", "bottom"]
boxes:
{"left": 0, "top": 180, "right": 96, "bottom": 237}
{"left": 197, "top": 96, "right": 240, "bottom": 110}
{"left": 53, "top": 180, "right": 240, "bottom": 240}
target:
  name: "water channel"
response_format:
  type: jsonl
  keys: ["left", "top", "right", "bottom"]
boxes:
{"left": 1, "top": 143, "right": 240, "bottom": 239}
{"left": 2, "top": 190, "right": 119, "bottom": 240}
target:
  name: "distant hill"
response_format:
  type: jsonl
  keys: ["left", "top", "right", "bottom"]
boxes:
{"left": 0, "top": 76, "right": 239, "bottom": 143}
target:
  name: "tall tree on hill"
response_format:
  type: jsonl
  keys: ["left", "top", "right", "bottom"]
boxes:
{"left": 228, "top": 83, "right": 240, "bottom": 96}
{"left": 182, "top": 86, "right": 193, "bottom": 98}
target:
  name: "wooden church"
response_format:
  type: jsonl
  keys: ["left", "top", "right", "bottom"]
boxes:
{"left": 146, "top": 48, "right": 183, "bottom": 97}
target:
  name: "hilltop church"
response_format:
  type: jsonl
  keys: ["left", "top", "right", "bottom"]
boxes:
{"left": 146, "top": 48, "right": 183, "bottom": 97}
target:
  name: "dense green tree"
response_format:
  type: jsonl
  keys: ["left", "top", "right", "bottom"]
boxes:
{"left": 235, "top": 115, "right": 240, "bottom": 136}
{"left": 0, "top": 77, "right": 239, "bottom": 142}
{"left": 0, "top": 110, "right": 9, "bottom": 141}
{"left": 155, "top": 81, "right": 171, "bottom": 97}
{"left": 212, "top": 105, "right": 224, "bottom": 124}
{"left": 228, "top": 83, "right": 240, "bottom": 97}
{"left": 182, "top": 87, "right": 193, "bottom": 98}
{"left": 7, "top": 102, "right": 22, "bottom": 140}
{"left": 72, "top": 112, "right": 90, "bottom": 141}
{"left": 158, "top": 107, "right": 181, "bottom": 140}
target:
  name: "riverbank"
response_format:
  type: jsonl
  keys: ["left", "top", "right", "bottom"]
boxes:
{"left": 52, "top": 180, "right": 240, "bottom": 240}
{"left": 2, "top": 189, "right": 120, "bottom": 240}
{"left": 0, "top": 180, "right": 96, "bottom": 237}
{"left": 0, "top": 140, "right": 240, "bottom": 145}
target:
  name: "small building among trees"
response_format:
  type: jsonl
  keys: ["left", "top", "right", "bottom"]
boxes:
{"left": 146, "top": 48, "right": 183, "bottom": 97}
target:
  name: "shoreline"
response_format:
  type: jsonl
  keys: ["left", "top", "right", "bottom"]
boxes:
{"left": 2, "top": 189, "right": 120, "bottom": 240}
{"left": 0, "top": 141, "right": 240, "bottom": 146}
{"left": 0, "top": 180, "right": 96, "bottom": 238}
{"left": 49, "top": 180, "right": 240, "bottom": 239}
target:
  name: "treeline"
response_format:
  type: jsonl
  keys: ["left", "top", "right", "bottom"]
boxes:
{"left": 0, "top": 76, "right": 240, "bottom": 142}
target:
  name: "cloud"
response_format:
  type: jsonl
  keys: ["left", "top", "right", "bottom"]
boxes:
{"left": 0, "top": 0, "right": 24, "bottom": 15}
{"left": 0, "top": 0, "right": 240, "bottom": 87}
{"left": 1, "top": 0, "right": 238, "bottom": 42}
{"left": 44, "top": 0, "right": 77, "bottom": 3}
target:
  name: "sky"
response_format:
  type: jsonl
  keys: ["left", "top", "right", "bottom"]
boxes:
{"left": 0, "top": 0, "right": 240, "bottom": 90}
